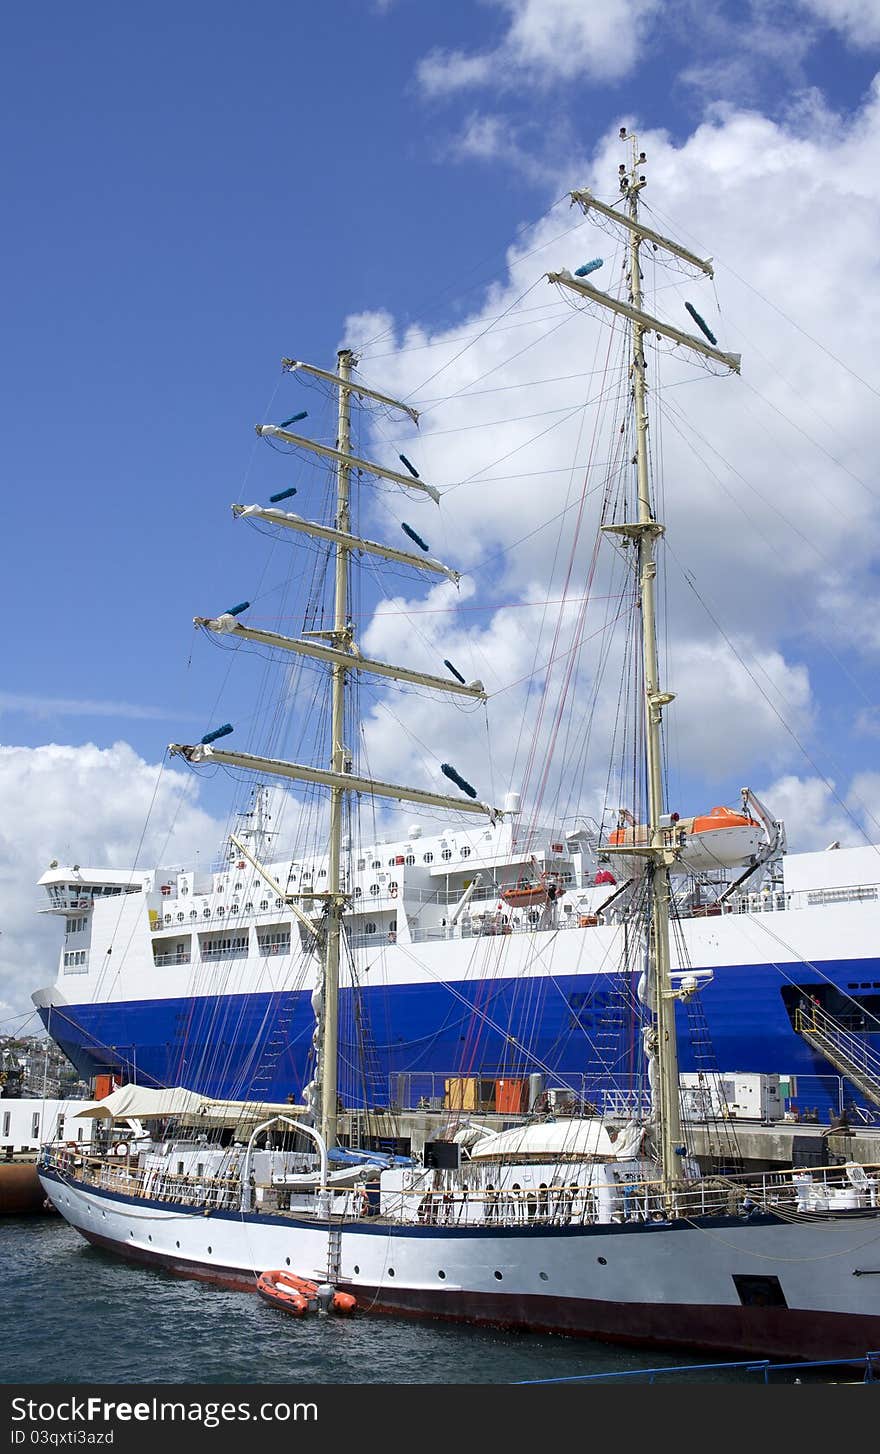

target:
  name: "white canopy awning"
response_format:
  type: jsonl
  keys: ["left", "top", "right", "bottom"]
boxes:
{"left": 75, "top": 1085, "right": 308, "bottom": 1125}
{"left": 467, "top": 1118, "right": 621, "bottom": 1162}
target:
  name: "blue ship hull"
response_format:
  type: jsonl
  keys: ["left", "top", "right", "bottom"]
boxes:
{"left": 38, "top": 956, "right": 878, "bottom": 1120}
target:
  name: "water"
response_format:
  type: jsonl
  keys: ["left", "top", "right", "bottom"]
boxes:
{"left": 0, "top": 1217, "right": 862, "bottom": 1386}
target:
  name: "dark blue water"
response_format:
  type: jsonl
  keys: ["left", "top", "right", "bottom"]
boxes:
{"left": 0, "top": 1216, "right": 859, "bottom": 1386}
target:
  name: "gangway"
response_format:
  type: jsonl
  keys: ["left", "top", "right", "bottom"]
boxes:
{"left": 795, "top": 1002, "right": 880, "bottom": 1111}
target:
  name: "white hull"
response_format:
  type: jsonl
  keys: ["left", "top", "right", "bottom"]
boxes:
{"left": 41, "top": 1164, "right": 880, "bottom": 1360}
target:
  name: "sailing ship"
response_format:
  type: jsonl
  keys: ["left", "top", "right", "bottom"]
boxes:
{"left": 40, "top": 134, "right": 880, "bottom": 1359}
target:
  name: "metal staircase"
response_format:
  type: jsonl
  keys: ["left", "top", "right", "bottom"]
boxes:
{"left": 249, "top": 994, "right": 296, "bottom": 1100}
{"left": 795, "top": 1003, "right": 880, "bottom": 1110}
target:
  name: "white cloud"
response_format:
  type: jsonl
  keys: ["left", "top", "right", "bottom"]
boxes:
{"left": 0, "top": 743, "right": 223, "bottom": 1021}
{"left": 796, "top": 0, "right": 880, "bottom": 46}
{"left": 417, "top": 0, "right": 662, "bottom": 95}
{"left": 342, "top": 89, "right": 880, "bottom": 845}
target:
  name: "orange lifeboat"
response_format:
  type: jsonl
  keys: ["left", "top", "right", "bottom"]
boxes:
{"left": 500, "top": 872, "right": 565, "bottom": 909}
{"left": 256, "top": 1270, "right": 357, "bottom": 1316}
{"left": 608, "top": 805, "right": 764, "bottom": 872}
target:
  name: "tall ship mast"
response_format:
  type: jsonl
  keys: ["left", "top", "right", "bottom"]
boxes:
{"left": 173, "top": 347, "right": 498, "bottom": 1152}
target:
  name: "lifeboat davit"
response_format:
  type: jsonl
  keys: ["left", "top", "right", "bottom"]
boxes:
{"left": 608, "top": 805, "right": 764, "bottom": 873}
{"left": 256, "top": 1270, "right": 357, "bottom": 1316}
{"left": 500, "top": 872, "right": 565, "bottom": 909}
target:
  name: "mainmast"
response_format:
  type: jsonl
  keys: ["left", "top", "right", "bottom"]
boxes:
{"left": 322, "top": 347, "right": 354, "bottom": 1150}
{"left": 622, "top": 136, "right": 683, "bottom": 1196}
{"left": 548, "top": 131, "right": 740, "bottom": 1201}
{"left": 171, "top": 351, "right": 501, "bottom": 1152}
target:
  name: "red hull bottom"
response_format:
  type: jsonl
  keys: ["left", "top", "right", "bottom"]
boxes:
{"left": 73, "top": 1225, "right": 880, "bottom": 1363}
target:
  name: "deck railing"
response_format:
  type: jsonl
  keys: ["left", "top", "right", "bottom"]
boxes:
{"left": 41, "top": 1145, "right": 880, "bottom": 1227}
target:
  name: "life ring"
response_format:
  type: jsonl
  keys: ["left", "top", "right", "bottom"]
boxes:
{"left": 358, "top": 1185, "right": 370, "bottom": 1216}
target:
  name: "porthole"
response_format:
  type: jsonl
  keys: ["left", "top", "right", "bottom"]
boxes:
{"left": 260, "top": 900, "right": 269, "bottom": 910}
{"left": 203, "top": 908, "right": 211, "bottom": 917}
{"left": 176, "top": 1241, "right": 180, "bottom": 1249}
{"left": 164, "top": 914, "right": 172, "bottom": 924}
{"left": 461, "top": 846, "right": 471, "bottom": 858}
{"left": 387, "top": 1268, "right": 395, "bottom": 1277}
{"left": 245, "top": 902, "right": 253, "bottom": 911}
{"left": 423, "top": 852, "right": 434, "bottom": 863}
{"left": 231, "top": 903, "right": 239, "bottom": 913}
{"left": 372, "top": 860, "right": 381, "bottom": 870}
{"left": 355, "top": 887, "right": 362, "bottom": 898}
{"left": 354, "top": 1264, "right": 360, "bottom": 1274}
{"left": 441, "top": 849, "right": 452, "bottom": 861}
{"left": 370, "top": 884, "right": 379, "bottom": 896}
{"left": 234, "top": 881, "right": 243, "bottom": 891}
{"left": 493, "top": 1270, "right": 503, "bottom": 1280}
{"left": 148, "top": 1235, "right": 152, "bottom": 1242}
{"left": 176, "top": 913, "right": 184, "bottom": 923}
{"left": 319, "top": 869, "right": 327, "bottom": 878}
{"left": 190, "top": 910, "right": 197, "bottom": 920}
{"left": 597, "top": 1256, "right": 607, "bottom": 1265}
{"left": 438, "top": 1270, "right": 446, "bottom": 1280}
{"left": 207, "top": 1246, "right": 212, "bottom": 1254}
{"left": 405, "top": 855, "right": 415, "bottom": 865}
{"left": 389, "top": 881, "right": 398, "bottom": 894}
{"left": 217, "top": 907, "right": 225, "bottom": 917}
{"left": 365, "top": 922, "right": 377, "bottom": 934}
{"left": 275, "top": 897, "right": 283, "bottom": 907}
{"left": 286, "top": 1257, "right": 291, "bottom": 1266}
{"left": 539, "top": 1271, "right": 549, "bottom": 1281}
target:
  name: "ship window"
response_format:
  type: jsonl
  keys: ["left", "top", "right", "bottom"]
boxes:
{"left": 370, "top": 884, "right": 379, "bottom": 896}
{"left": 405, "top": 855, "right": 415, "bottom": 865}
{"left": 318, "top": 869, "right": 327, "bottom": 878}
{"left": 190, "top": 911, "right": 197, "bottom": 920}
{"left": 390, "top": 919, "right": 397, "bottom": 933}
{"left": 231, "top": 903, "right": 240, "bottom": 914}
{"left": 245, "top": 902, "right": 253, "bottom": 911}
{"left": 441, "top": 849, "right": 452, "bottom": 861}
{"left": 217, "top": 907, "right": 225, "bottom": 917}
{"left": 389, "top": 881, "right": 398, "bottom": 894}
{"left": 164, "top": 915, "right": 171, "bottom": 925}
{"left": 181, "top": 885, "right": 189, "bottom": 896}
{"left": 354, "top": 888, "right": 362, "bottom": 898}
{"left": 387, "top": 858, "right": 396, "bottom": 867}
{"left": 493, "top": 1270, "right": 503, "bottom": 1280}
{"left": 203, "top": 909, "right": 211, "bottom": 917}
{"left": 372, "top": 860, "right": 381, "bottom": 870}
{"left": 365, "top": 923, "right": 377, "bottom": 934}
{"left": 423, "top": 852, "right": 434, "bottom": 863}
{"left": 260, "top": 900, "right": 269, "bottom": 910}
{"left": 275, "top": 898, "right": 283, "bottom": 907}
{"left": 461, "top": 847, "right": 471, "bottom": 858}
{"left": 176, "top": 913, "right": 184, "bottom": 923}
{"left": 234, "top": 881, "right": 243, "bottom": 891}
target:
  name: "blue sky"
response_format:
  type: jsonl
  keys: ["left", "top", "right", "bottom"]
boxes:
{"left": 3, "top": 0, "right": 880, "bottom": 1018}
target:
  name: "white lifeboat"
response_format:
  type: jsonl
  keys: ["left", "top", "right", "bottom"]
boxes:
{"left": 608, "top": 805, "right": 765, "bottom": 873}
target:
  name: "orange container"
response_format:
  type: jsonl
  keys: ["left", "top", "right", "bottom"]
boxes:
{"left": 93, "top": 1074, "right": 115, "bottom": 1100}
{"left": 495, "top": 1078, "right": 524, "bottom": 1114}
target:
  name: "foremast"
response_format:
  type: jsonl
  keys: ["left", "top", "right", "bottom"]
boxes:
{"left": 549, "top": 132, "right": 740, "bottom": 1202}
{"left": 171, "top": 349, "right": 501, "bottom": 1151}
